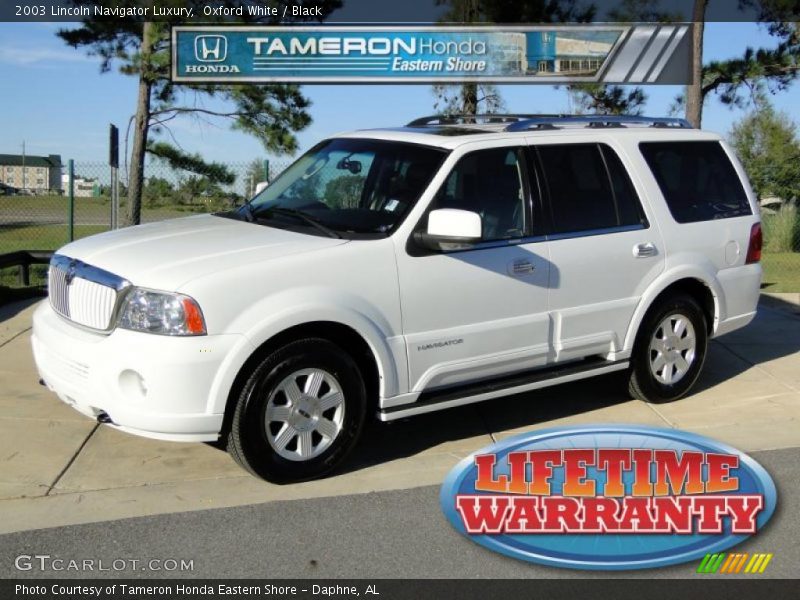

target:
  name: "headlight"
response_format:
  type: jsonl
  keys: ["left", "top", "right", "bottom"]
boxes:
{"left": 118, "top": 288, "right": 206, "bottom": 336}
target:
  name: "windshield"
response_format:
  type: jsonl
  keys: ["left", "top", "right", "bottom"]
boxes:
{"left": 245, "top": 138, "right": 447, "bottom": 236}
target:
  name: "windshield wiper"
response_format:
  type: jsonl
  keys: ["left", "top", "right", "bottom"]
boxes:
{"left": 254, "top": 206, "right": 342, "bottom": 239}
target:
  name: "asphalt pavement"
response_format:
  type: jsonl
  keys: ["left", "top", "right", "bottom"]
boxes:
{"left": 0, "top": 446, "right": 797, "bottom": 580}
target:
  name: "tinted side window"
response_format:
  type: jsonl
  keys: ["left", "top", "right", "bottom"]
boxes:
{"left": 429, "top": 147, "right": 527, "bottom": 241}
{"left": 537, "top": 144, "right": 620, "bottom": 234}
{"left": 639, "top": 141, "right": 752, "bottom": 223}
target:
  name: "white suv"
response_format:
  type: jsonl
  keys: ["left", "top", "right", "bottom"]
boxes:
{"left": 32, "top": 115, "right": 763, "bottom": 482}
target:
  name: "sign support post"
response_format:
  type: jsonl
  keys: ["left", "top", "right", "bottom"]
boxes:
{"left": 109, "top": 124, "right": 119, "bottom": 230}
{"left": 67, "top": 159, "right": 74, "bottom": 243}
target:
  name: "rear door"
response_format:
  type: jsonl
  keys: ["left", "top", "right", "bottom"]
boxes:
{"left": 529, "top": 141, "right": 665, "bottom": 361}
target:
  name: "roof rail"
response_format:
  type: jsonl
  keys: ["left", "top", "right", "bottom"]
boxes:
{"left": 505, "top": 115, "right": 693, "bottom": 132}
{"left": 406, "top": 114, "right": 568, "bottom": 127}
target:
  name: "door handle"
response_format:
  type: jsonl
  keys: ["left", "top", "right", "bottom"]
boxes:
{"left": 633, "top": 242, "right": 658, "bottom": 258}
{"left": 509, "top": 258, "right": 535, "bottom": 276}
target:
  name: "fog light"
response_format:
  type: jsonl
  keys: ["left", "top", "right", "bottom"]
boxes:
{"left": 119, "top": 369, "right": 148, "bottom": 401}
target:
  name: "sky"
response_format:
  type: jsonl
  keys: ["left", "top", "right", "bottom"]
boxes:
{"left": 0, "top": 22, "right": 798, "bottom": 167}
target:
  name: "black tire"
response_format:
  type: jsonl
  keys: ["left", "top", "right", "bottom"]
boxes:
{"left": 628, "top": 294, "right": 708, "bottom": 403}
{"left": 227, "top": 338, "right": 367, "bottom": 483}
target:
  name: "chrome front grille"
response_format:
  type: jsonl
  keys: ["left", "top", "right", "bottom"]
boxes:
{"left": 48, "top": 255, "right": 130, "bottom": 331}
{"left": 48, "top": 265, "right": 70, "bottom": 316}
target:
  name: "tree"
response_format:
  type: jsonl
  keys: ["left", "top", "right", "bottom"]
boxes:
{"left": 431, "top": 83, "right": 506, "bottom": 116}
{"left": 142, "top": 176, "right": 174, "bottom": 207}
{"left": 682, "top": 1, "right": 800, "bottom": 127}
{"left": 569, "top": 84, "right": 647, "bottom": 115}
{"left": 176, "top": 175, "right": 227, "bottom": 207}
{"left": 571, "top": 1, "right": 799, "bottom": 126}
{"left": 325, "top": 175, "right": 365, "bottom": 209}
{"left": 58, "top": 0, "right": 340, "bottom": 227}
{"left": 245, "top": 158, "right": 269, "bottom": 198}
{"left": 729, "top": 97, "right": 800, "bottom": 202}
{"left": 567, "top": 0, "right": 687, "bottom": 116}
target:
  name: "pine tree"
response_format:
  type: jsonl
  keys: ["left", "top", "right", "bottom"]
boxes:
{"left": 58, "top": 0, "right": 341, "bottom": 226}
{"left": 682, "top": 1, "right": 799, "bottom": 127}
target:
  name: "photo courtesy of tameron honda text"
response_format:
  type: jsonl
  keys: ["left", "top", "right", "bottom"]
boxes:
{"left": 9, "top": 0, "right": 799, "bottom": 584}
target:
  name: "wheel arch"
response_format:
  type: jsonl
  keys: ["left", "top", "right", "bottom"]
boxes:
{"left": 218, "top": 320, "right": 385, "bottom": 441}
{"left": 624, "top": 270, "right": 722, "bottom": 353}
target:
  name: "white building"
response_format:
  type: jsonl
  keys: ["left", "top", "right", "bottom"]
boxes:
{"left": 61, "top": 173, "right": 99, "bottom": 198}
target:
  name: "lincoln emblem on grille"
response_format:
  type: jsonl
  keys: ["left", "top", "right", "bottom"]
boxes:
{"left": 65, "top": 261, "right": 78, "bottom": 285}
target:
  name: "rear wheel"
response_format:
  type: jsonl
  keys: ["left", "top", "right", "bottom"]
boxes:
{"left": 628, "top": 294, "right": 708, "bottom": 403}
{"left": 227, "top": 338, "right": 367, "bottom": 483}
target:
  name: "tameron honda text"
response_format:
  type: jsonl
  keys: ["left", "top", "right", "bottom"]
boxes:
{"left": 440, "top": 425, "right": 776, "bottom": 570}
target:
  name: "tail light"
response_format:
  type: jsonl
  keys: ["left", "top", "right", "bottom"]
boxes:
{"left": 746, "top": 222, "right": 762, "bottom": 264}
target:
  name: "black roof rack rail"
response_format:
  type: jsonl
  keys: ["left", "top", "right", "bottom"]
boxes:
{"left": 406, "top": 114, "right": 569, "bottom": 127}
{"left": 504, "top": 115, "right": 693, "bottom": 132}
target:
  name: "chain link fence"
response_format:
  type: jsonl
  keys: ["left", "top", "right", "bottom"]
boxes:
{"left": 1, "top": 159, "right": 292, "bottom": 252}
{"left": 0, "top": 158, "right": 290, "bottom": 291}
{"left": 1, "top": 159, "right": 799, "bottom": 292}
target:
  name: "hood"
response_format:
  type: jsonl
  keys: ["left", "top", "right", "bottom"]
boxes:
{"left": 58, "top": 214, "right": 349, "bottom": 290}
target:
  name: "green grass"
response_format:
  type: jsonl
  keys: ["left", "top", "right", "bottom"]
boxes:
{"left": 0, "top": 224, "right": 109, "bottom": 254}
{"left": 1, "top": 194, "right": 220, "bottom": 219}
{"left": 762, "top": 204, "right": 800, "bottom": 253}
{"left": 0, "top": 265, "right": 47, "bottom": 304}
{"left": 0, "top": 194, "right": 199, "bottom": 255}
{"left": 1, "top": 194, "right": 110, "bottom": 219}
{"left": 761, "top": 252, "right": 800, "bottom": 293}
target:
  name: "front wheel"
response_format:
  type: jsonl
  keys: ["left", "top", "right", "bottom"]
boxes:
{"left": 628, "top": 294, "right": 708, "bottom": 403}
{"left": 227, "top": 338, "right": 367, "bottom": 483}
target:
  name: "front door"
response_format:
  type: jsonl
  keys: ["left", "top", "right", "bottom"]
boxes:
{"left": 394, "top": 143, "right": 552, "bottom": 393}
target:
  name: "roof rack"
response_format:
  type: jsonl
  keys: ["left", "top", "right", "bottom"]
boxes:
{"left": 504, "top": 115, "right": 692, "bottom": 132}
{"left": 406, "top": 114, "right": 569, "bottom": 127}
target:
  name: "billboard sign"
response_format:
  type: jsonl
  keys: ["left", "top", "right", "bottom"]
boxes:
{"left": 173, "top": 26, "right": 691, "bottom": 84}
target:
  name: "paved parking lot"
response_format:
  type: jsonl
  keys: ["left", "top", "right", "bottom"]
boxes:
{"left": 2, "top": 446, "right": 798, "bottom": 579}
{"left": 1, "top": 296, "right": 799, "bottom": 535}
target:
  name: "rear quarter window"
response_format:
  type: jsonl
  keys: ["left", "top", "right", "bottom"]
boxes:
{"left": 639, "top": 141, "right": 752, "bottom": 224}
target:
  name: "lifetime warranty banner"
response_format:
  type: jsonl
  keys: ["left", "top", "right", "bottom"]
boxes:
{"left": 172, "top": 25, "right": 692, "bottom": 84}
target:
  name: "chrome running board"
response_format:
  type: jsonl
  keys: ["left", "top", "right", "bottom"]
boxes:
{"left": 377, "top": 358, "right": 629, "bottom": 421}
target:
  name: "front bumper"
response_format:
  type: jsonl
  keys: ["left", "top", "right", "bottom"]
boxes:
{"left": 31, "top": 301, "right": 244, "bottom": 442}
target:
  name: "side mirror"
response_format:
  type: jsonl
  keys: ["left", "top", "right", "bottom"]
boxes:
{"left": 415, "top": 208, "right": 482, "bottom": 251}
{"left": 254, "top": 181, "right": 269, "bottom": 195}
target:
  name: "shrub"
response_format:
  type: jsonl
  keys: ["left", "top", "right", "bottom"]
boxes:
{"left": 762, "top": 203, "right": 799, "bottom": 253}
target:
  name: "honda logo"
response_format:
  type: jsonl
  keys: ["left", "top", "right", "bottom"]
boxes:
{"left": 194, "top": 35, "right": 227, "bottom": 62}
